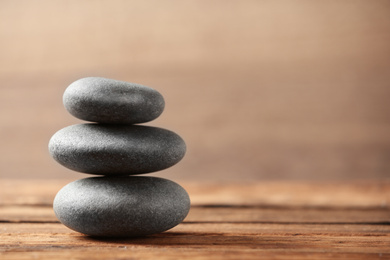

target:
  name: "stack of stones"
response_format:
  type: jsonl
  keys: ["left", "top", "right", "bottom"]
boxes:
{"left": 49, "top": 77, "right": 190, "bottom": 237}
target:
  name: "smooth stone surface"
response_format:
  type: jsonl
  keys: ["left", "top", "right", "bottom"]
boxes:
{"left": 53, "top": 176, "right": 191, "bottom": 237}
{"left": 63, "top": 77, "right": 165, "bottom": 124}
{"left": 48, "top": 124, "right": 186, "bottom": 175}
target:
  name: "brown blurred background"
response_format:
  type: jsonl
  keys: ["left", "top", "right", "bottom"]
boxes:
{"left": 0, "top": 0, "right": 389, "bottom": 182}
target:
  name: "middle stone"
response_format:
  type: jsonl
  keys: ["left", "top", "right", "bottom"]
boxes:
{"left": 48, "top": 124, "right": 186, "bottom": 175}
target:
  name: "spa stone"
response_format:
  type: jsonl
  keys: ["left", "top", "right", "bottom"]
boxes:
{"left": 53, "top": 176, "right": 191, "bottom": 237}
{"left": 63, "top": 77, "right": 165, "bottom": 124}
{"left": 49, "top": 124, "right": 186, "bottom": 175}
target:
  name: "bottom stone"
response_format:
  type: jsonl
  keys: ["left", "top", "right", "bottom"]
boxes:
{"left": 53, "top": 176, "right": 190, "bottom": 237}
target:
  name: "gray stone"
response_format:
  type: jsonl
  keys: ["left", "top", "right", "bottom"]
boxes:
{"left": 63, "top": 77, "right": 165, "bottom": 124}
{"left": 53, "top": 176, "right": 191, "bottom": 237}
{"left": 48, "top": 124, "right": 186, "bottom": 175}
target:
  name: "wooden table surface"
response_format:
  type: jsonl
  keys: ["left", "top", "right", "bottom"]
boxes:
{"left": 0, "top": 179, "right": 390, "bottom": 259}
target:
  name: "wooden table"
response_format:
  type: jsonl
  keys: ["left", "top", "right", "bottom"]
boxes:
{"left": 1, "top": 179, "right": 389, "bottom": 259}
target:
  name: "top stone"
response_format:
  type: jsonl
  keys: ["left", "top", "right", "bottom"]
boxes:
{"left": 63, "top": 77, "right": 165, "bottom": 124}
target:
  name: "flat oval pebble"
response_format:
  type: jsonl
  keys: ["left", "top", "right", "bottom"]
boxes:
{"left": 63, "top": 77, "right": 165, "bottom": 124}
{"left": 53, "top": 176, "right": 191, "bottom": 237}
{"left": 48, "top": 124, "right": 186, "bottom": 175}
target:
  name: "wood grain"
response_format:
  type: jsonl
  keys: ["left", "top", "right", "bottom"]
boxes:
{"left": 1, "top": 179, "right": 390, "bottom": 207}
{"left": 1, "top": 223, "right": 390, "bottom": 259}
{"left": 1, "top": 205, "right": 390, "bottom": 224}
{"left": 1, "top": 180, "right": 390, "bottom": 259}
